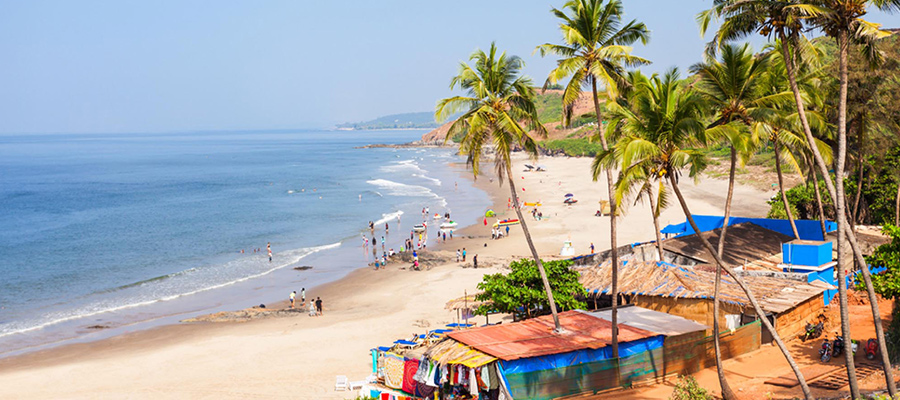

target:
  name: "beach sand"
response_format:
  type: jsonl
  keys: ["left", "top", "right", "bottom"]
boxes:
{"left": 0, "top": 154, "right": 775, "bottom": 399}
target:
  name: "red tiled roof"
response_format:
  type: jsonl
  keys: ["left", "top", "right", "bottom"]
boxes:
{"left": 447, "top": 310, "right": 656, "bottom": 361}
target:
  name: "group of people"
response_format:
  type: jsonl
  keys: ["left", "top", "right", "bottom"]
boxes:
{"left": 530, "top": 208, "right": 543, "bottom": 221}
{"left": 239, "top": 242, "right": 273, "bottom": 262}
{"left": 490, "top": 225, "right": 509, "bottom": 240}
{"left": 289, "top": 288, "right": 324, "bottom": 316}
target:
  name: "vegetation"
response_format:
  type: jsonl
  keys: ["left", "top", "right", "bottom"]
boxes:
{"left": 337, "top": 112, "right": 444, "bottom": 130}
{"left": 541, "top": 138, "right": 604, "bottom": 157}
{"left": 858, "top": 224, "right": 900, "bottom": 365}
{"left": 435, "top": 0, "right": 900, "bottom": 397}
{"left": 669, "top": 375, "right": 713, "bottom": 400}
{"left": 434, "top": 42, "right": 563, "bottom": 330}
{"left": 474, "top": 259, "right": 585, "bottom": 319}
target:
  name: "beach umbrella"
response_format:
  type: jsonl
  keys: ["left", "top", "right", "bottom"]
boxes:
{"left": 485, "top": 209, "right": 496, "bottom": 217}
{"left": 565, "top": 193, "right": 574, "bottom": 198}
{"left": 524, "top": 164, "right": 534, "bottom": 169}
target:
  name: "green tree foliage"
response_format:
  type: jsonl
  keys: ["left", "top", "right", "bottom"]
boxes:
{"left": 669, "top": 375, "right": 713, "bottom": 400}
{"left": 766, "top": 180, "right": 834, "bottom": 221}
{"left": 475, "top": 259, "right": 585, "bottom": 319}
{"left": 858, "top": 224, "right": 900, "bottom": 364}
{"left": 858, "top": 224, "right": 900, "bottom": 300}
{"left": 541, "top": 138, "right": 604, "bottom": 157}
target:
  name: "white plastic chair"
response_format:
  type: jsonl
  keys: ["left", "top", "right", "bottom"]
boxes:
{"left": 335, "top": 375, "right": 348, "bottom": 391}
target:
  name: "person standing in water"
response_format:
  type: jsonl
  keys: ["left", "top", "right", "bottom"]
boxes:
{"left": 289, "top": 291, "right": 296, "bottom": 309}
{"left": 267, "top": 242, "right": 272, "bottom": 262}
{"left": 301, "top": 288, "right": 306, "bottom": 306}
{"left": 385, "top": 222, "right": 389, "bottom": 233}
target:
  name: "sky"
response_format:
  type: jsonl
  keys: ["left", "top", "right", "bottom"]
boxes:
{"left": 0, "top": 1, "right": 896, "bottom": 134}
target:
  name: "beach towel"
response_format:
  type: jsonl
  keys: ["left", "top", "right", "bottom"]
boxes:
{"left": 401, "top": 358, "right": 419, "bottom": 395}
{"left": 413, "top": 357, "right": 428, "bottom": 383}
{"left": 416, "top": 382, "right": 435, "bottom": 398}
{"left": 383, "top": 353, "right": 405, "bottom": 389}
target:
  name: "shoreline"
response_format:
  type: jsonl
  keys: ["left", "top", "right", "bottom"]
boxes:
{"left": 0, "top": 153, "right": 778, "bottom": 399}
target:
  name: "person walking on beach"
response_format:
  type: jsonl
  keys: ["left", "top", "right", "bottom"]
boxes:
{"left": 289, "top": 291, "right": 296, "bottom": 309}
{"left": 505, "top": 225, "right": 510, "bottom": 237}
{"left": 456, "top": 249, "right": 461, "bottom": 262}
{"left": 301, "top": 288, "right": 306, "bottom": 305}
{"left": 267, "top": 242, "right": 272, "bottom": 262}
{"left": 590, "top": 243, "right": 595, "bottom": 254}
{"left": 315, "top": 297, "right": 323, "bottom": 316}
{"left": 308, "top": 299, "right": 316, "bottom": 316}
{"left": 462, "top": 248, "right": 466, "bottom": 262}
{"left": 473, "top": 254, "right": 478, "bottom": 269}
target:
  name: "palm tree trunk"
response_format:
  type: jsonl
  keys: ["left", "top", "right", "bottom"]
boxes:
{"left": 668, "top": 174, "right": 812, "bottom": 400}
{"left": 712, "top": 146, "right": 738, "bottom": 400}
{"left": 851, "top": 121, "right": 864, "bottom": 226}
{"left": 716, "top": 146, "right": 737, "bottom": 257}
{"left": 774, "top": 140, "right": 800, "bottom": 239}
{"left": 649, "top": 184, "right": 664, "bottom": 261}
{"left": 834, "top": 30, "right": 859, "bottom": 398}
{"left": 810, "top": 154, "right": 828, "bottom": 239}
{"left": 591, "top": 79, "right": 619, "bottom": 359}
{"left": 781, "top": 37, "right": 896, "bottom": 395}
{"left": 505, "top": 164, "right": 561, "bottom": 331}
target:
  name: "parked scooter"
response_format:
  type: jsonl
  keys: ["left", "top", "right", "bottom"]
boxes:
{"left": 851, "top": 339, "right": 860, "bottom": 356}
{"left": 866, "top": 338, "right": 878, "bottom": 360}
{"left": 803, "top": 321, "right": 824, "bottom": 342}
{"left": 833, "top": 335, "right": 845, "bottom": 358}
{"left": 820, "top": 338, "right": 833, "bottom": 362}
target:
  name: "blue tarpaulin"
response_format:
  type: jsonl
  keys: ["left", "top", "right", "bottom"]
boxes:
{"left": 661, "top": 215, "right": 837, "bottom": 241}
{"left": 499, "top": 335, "right": 664, "bottom": 375}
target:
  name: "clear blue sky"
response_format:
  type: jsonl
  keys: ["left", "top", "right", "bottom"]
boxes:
{"left": 0, "top": 1, "right": 895, "bottom": 134}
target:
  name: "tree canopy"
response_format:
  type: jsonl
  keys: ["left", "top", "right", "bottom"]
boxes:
{"left": 474, "top": 259, "right": 585, "bottom": 319}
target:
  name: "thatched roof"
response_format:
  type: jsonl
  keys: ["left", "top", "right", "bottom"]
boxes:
{"left": 662, "top": 222, "right": 792, "bottom": 268}
{"left": 445, "top": 293, "right": 486, "bottom": 311}
{"left": 577, "top": 261, "right": 826, "bottom": 314}
{"left": 424, "top": 337, "right": 496, "bottom": 368}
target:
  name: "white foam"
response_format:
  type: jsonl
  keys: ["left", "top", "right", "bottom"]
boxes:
{"left": 0, "top": 242, "right": 341, "bottom": 339}
{"left": 374, "top": 210, "right": 404, "bottom": 226}
{"left": 413, "top": 174, "right": 442, "bottom": 186}
{"left": 381, "top": 159, "right": 427, "bottom": 175}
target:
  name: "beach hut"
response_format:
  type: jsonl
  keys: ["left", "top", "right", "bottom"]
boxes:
{"left": 577, "top": 260, "right": 828, "bottom": 342}
{"left": 444, "top": 310, "right": 663, "bottom": 400}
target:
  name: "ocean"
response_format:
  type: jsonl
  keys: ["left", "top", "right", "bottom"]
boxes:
{"left": 0, "top": 129, "right": 490, "bottom": 356}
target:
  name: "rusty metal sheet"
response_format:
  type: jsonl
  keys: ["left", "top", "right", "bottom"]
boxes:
{"left": 447, "top": 310, "right": 656, "bottom": 361}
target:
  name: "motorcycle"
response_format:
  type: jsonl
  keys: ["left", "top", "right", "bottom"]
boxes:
{"left": 833, "top": 336, "right": 845, "bottom": 358}
{"left": 866, "top": 338, "right": 878, "bottom": 360}
{"left": 820, "top": 338, "right": 833, "bottom": 362}
{"left": 803, "top": 321, "right": 824, "bottom": 342}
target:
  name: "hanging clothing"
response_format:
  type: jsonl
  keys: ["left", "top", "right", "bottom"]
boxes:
{"left": 468, "top": 367, "right": 478, "bottom": 395}
{"left": 402, "top": 358, "right": 419, "bottom": 395}
{"left": 426, "top": 360, "right": 439, "bottom": 387}
{"left": 480, "top": 365, "right": 491, "bottom": 389}
{"left": 413, "top": 358, "right": 428, "bottom": 383}
{"left": 383, "top": 353, "right": 405, "bottom": 389}
{"left": 487, "top": 363, "right": 500, "bottom": 390}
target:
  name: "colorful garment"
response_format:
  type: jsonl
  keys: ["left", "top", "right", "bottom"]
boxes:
{"left": 402, "top": 358, "right": 419, "bottom": 395}
{"left": 383, "top": 353, "right": 405, "bottom": 389}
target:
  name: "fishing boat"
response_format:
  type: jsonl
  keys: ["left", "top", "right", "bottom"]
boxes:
{"left": 433, "top": 213, "right": 442, "bottom": 220}
{"left": 413, "top": 224, "right": 427, "bottom": 232}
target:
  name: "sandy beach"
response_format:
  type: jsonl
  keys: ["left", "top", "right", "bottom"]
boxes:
{"left": 0, "top": 154, "right": 776, "bottom": 399}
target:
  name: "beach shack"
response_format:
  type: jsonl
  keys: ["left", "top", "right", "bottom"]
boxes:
{"left": 445, "top": 311, "right": 663, "bottom": 399}
{"left": 577, "top": 261, "right": 828, "bottom": 342}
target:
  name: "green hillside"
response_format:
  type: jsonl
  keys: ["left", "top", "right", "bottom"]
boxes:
{"left": 337, "top": 112, "right": 441, "bottom": 130}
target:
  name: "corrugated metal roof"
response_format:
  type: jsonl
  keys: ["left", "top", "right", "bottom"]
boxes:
{"left": 447, "top": 310, "right": 657, "bottom": 361}
{"left": 586, "top": 306, "right": 708, "bottom": 336}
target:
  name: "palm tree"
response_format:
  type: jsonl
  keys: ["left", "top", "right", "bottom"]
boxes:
{"left": 537, "top": 0, "right": 650, "bottom": 359}
{"left": 434, "top": 43, "right": 562, "bottom": 331}
{"left": 608, "top": 68, "right": 814, "bottom": 400}
{"left": 606, "top": 148, "right": 669, "bottom": 261}
{"left": 698, "top": 2, "right": 897, "bottom": 395}
{"left": 689, "top": 42, "right": 781, "bottom": 399}
{"left": 792, "top": 3, "right": 898, "bottom": 393}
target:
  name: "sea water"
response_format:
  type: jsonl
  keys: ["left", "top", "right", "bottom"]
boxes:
{"left": 0, "top": 129, "right": 490, "bottom": 356}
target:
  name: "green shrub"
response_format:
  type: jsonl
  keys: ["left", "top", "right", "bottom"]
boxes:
{"left": 669, "top": 375, "right": 712, "bottom": 400}
{"left": 541, "top": 138, "right": 604, "bottom": 157}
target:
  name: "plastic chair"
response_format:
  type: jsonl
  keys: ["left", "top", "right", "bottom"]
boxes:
{"left": 335, "top": 375, "right": 348, "bottom": 391}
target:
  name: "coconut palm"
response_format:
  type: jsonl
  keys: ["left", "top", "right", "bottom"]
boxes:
{"left": 537, "top": 0, "right": 650, "bottom": 358}
{"left": 434, "top": 43, "right": 562, "bottom": 330}
{"left": 608, "top": 68, "right": 814, "bottom": 400}
{"left": 689, "top": 42, "right": 785, "bottom": 399}
{"left": 701, "top": 1, "right": 897, "bottom": 394}
{"left": 791, "top": 4, "right": 898, "bottom": 394}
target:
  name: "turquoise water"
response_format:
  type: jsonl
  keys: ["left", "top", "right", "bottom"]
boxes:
{"left": 0, "top": 130, "right": 489, "bottom": 354}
